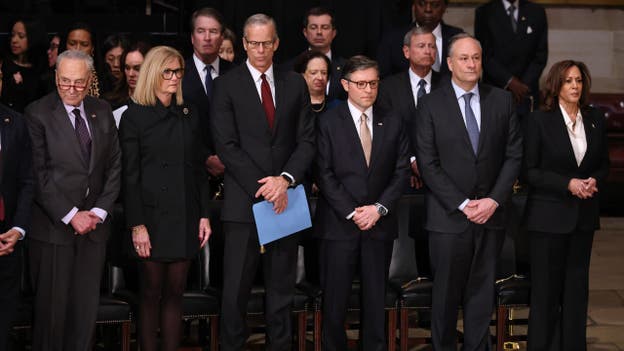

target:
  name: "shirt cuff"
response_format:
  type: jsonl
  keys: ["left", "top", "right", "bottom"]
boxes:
{"left": 90, "top": 207, "right": 108, "bottom": 223}
{"left": 410, "top": 156, "right": 416, "bottom": 164}
{"left": 62, "top": 207, "right": 79, "bottom": 225}
{"left": 12, "top": 227, "right": 26, "bottom": 240}
{"left": 280, "top": 172, "right": 295, "bottom": 186}
{"left": 458, "top": 199, "right": 470, "bottom": 211}
{"left": 346, "top": 210, "right": 356, "bottom": 220}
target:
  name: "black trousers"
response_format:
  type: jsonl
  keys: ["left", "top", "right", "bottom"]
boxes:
{"left": 0, "top": 244, "right": 20, "bottom": 351}
{"left": 320, "top": 236, "right": 394, "bottom": 351}
{"left": 29, "top": 237, "right": 107, "bottom": 351}
{"left": 219, "top": 222, "right": 299, "bottom": 351}
{"left": 429, "top": 226, "right": 504, "bottom": 351}
{"left": 527, "top": 230, "right": 594, "bottom": 351}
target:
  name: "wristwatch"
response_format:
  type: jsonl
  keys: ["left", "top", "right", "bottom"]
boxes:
{"left": 375, "top": 203, "right": 388, "bottom": 216}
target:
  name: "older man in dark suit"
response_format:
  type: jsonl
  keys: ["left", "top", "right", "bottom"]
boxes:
{"left": 414, "top": 34, "right": 522, "bottom": 350}
{"left": 475, "top": 0, "right": 548, "bottom": 115}
{"left": 377, "top": 0, "right": 463, "bottom": 78}
{"left": 24, "top": 50, "right": 121, "bottom": 351}
{"left": 183, "top": 7, "right": 233, "bottom": 183}
{"left": 0, "top": 103, "right": 34, "bottom": 351}
{"left": 315, "top": 55, "right": 410, "bottom": 351}
{"left": 211, "top": 14, "right": 315, "bottom": 351}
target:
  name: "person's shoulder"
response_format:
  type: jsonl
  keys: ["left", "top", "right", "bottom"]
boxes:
{"left": 520, "top": 0, "right": 546, "bottom": 13}
{"left": 318, "top": 101, "right": 347, "bottom": 128}
{"left": 441, "top": 22, "right": 464, "bottom": 36}
{"left": 381, "top": 71, "right": 407, "bottom": 87}
{"left": 476, "top": 0, "right": 498, "bottom": 12}
{"left": 24, "top": 92, "right": 59, "bottom": 114}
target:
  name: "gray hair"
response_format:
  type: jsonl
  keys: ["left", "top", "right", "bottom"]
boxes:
{"left": 56, "top": 49, "right": 94, "bottom": 71}
{"left": 403, "top": 27, "right": 434, "bottom": 47}
{"left": 342, "top": 55, "right": 378, "bottom": 80}
{"left": 243, "top": 13, "right": 279, "bottom": 41}
{"left": 447, "top": 33, "right": 482, "bottom": 58}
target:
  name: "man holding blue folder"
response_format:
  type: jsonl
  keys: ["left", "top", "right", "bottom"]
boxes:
{"left": 211, "top": 14, "right": 315, "bottom": 351}
{"left": 314, "top": 55, "right": 410, "bottom": 351}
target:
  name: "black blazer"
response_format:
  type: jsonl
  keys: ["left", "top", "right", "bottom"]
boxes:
{"left": 0, "top": 104, "right": 34, "bottom": 232}
{"left": 211, "top": 64, "right": 316, "bottom": 223}
{"left": 524, "top": 107, "right": 609, "bottom": 233}
{"left": 377, "top": 70, "right": 443, "bottom": 156}
{"left": 314, "top": 102, "right": 410, "bottom": 241}
{"left": 182, "top": 57, "right": 234, "bottom": 155}
{"left": 120, "top": 101, "right": 210, "bottom": 259}
{"left": 475, "top": 0, "right": 548, "bottom": 95}
{"left": 414, "top": 83, "right": 522, "bottom": 233}
{"left": 376, "top": 22, "right": 464, "bottom": 78}
{"left": 280, "top": 51, "right": 347, "bottom": 101}
{"left": 24, "top": 93, "right": 121, "bottom": 244}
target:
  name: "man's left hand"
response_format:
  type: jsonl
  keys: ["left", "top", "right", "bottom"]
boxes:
{"left": 0, "top": 229, "right": 22, "bottom": 256}
{"left": 353, "top": 205, "right": 381, "bottom": 231}
{"left": 255, "top": 176, "right": 289, "bottom": 203}
{"left": 465, "top": 198, "right": 498, "bottom": 224}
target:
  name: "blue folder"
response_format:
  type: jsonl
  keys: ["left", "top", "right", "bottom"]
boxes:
{"left": 252, "top": 184, "right": 312, "bottom": 246}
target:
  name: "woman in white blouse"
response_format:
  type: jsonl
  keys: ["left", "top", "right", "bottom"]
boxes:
{"left": 524, "top": 60, "right": 610, "bottom": 351}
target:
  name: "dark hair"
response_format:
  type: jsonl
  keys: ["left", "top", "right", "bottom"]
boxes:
{"left": 59, "top": 22, "right": 97, "bottom": 55}
{"left": 402, "top": 26, "right": 434, "bottom": 46}
{"left": 293, "top": 50, "right": 331, "bottom": 76}
{"left": 190, "top": 7, "right": 225, "bottom": 34}
{"left": 413, "top": 0, "right": 449, "bottom": 7}
{"left": 303, "top": 6, "right": 336, "bottom": 28}
{"left": 447, "top": 33, "right": 481, "bottom": 58}
{"left": 342, "top": 55, "right": 378, "bottom": 80}
{"left": 5, "top": 18, "right": 48, "bottom": 74}
{"left": 102, "top": 34, "right": 129, "bottom": 57}
{"left": 103, "top": 40, "right": 151, "bottom": 107}
{"left": 541, "top": 60, "right": 592, "bottom": 112}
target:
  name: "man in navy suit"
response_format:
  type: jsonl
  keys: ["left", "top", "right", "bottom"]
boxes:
{"left": 0, "top": 103, "right": 34, "bottom": 351}
{"left": 414, "top": 34, "right": 522, "bottom": 350}
{"left": 315, "top": 55, "right": 410, "bottom": 351}
{"left": 182, "top": 7, "right": 233, "bottom": 182}
{"left": 377, "top": 0, "right": 463, "bottom": 78}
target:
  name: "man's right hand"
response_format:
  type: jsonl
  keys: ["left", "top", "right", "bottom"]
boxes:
{"left": 410, "top": 160, "right": 423, "bottom": 189}
{"left": 70, "top": 211, "right": 100, "bottom": 235}
{"left": 205, "top": 155, "right": 225, "bottom": 177}
{"left": 507, "top": 76, "right": 530, "bottom": 104}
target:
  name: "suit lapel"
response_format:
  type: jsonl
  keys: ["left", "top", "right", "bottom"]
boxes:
{"left": 369, "top": 107, "right": 386, "bottom": 173}
{"left": 84, "top": 97, "right": 98, "bottom": 172}
{"left": 242, "top": 66, "right": 272, "bottom": 134}
{"left": 53, "top": 97, "right": 87, "bottom": 168}
{"left": 551, "top": 109, "right": 580, "bottom": 169}
{"left": 476, "top": 85, "right": 491, "bottom": 157}
{"left": 273, "top": 69, "right": 285, "bottom": 135}
{"left": 442, "top": 85, "right": 475, "bottom": 158}
{"left": 339, "top": 104, "right": 369, "bottom": 172}
{"left": 578, "top": 110, "right": 597, "bottom": 169}
{"left": 401, "top": 72, "right": 417, "bottom": 114}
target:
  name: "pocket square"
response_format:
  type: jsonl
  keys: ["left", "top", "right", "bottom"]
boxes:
{"left": 527, "top": 26, "right": 533, "bottom": 34}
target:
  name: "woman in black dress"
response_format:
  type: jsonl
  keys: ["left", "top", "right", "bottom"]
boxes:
{"left": 119, "top": 45, "right": 211, "bottom": 351}
{"left": 294, "top": 50, "right": 338, "bottom": 115}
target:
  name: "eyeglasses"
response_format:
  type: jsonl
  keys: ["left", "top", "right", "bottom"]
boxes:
{"left": 244, "top": 38, "right": 275, "bottom": 49}
{"left": 162, "top": 68, "right": 184, "bottom": 80}
{"left": 345, "top": 79, "right": 379, "bottom": 90}
{"left": 57, "top": 82, "right": 88, "bottom": 91}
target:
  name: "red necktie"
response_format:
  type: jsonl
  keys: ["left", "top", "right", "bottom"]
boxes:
{"left": 261, "top": 73, "right": 275, "bottom": 129}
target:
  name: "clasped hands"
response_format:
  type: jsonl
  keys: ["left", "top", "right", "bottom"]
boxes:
{"left": 352, "top": 205, "right": 381, "bottom": 231}
{"left": 132, "top": 218, "right": 211, "bottom": 258}
{"left": 70, "top": 211, "right": 102, "bottom": 235}
{"left": 568, "top": 177, "right": 598, "bottom": 199}
{"left": 255, "top": 176, "right": 289, "bottom": 214}
{"left": 0, "top": 229, "right": 21, "bottom": 256}
{"left": 462, "top": 198, "right": 498, "bottom": 225}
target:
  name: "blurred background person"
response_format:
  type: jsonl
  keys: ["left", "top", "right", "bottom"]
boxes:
{"left": 47, "top": 34, "right": 60, "bottom": 69}
{"left": 0, "top": 18, "right": 48, "bottom": 113}
{"left": 218, "top": 27, "right": 237, "bottom": 63}
{"left": 119, "top": 46, "right": 211, "bottom": 351}
{"left": 103, "top": 41, "right": 151, "bottom": 113}
{"left": 100, "top": 33, "right": 130, "bottom": 95}
{"left": 524, "top": 60, "right": 609, "bottom": 351}
{"left": 294, "top": 49, "right": 338, "bottom": 116}
{"left": 60, "top": 22, "right": 102, "bottom": 97}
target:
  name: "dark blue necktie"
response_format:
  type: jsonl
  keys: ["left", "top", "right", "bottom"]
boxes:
{"left": 205, "top": 65, "right": 213, "bottom": 98}
{"left": 462, "top": 93, "right": 480, "bottom": 155}
{"left": 417, "top": 79, "right": 427, "bottom": 99}
{"left": 72, "top": 108, "right": 91, "bottom": 164}
{"left": 508, "top": 2, "right": 518, "bottom": 33}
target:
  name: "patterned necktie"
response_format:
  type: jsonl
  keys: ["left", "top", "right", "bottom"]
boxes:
{"left": 508, "top": 2, "right": 518, "bottom": 33}
{"left": 462, "top": 93, "right": 480, "bottom": 155}
{"left": 261, "top": 73, "right": 275, "bottom": 129}
{"left": 72, "top": 108, "right": 92, "bottom": 164}
{"left": 205, "top": 65, "right": 214, "bottom": 98}
{"left": 359, "top": 113, "right": 372, "bottom": 166}
{"left": 417, "top": 79, "right": 427, "bottom": 99}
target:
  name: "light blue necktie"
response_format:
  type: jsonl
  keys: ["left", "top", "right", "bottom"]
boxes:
{"left": 463, "top": 93, "right": 480, "bottom": 155}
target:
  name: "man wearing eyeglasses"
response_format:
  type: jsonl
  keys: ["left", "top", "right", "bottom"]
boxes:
{"left": 314, "top": 55, "right": 410, "bottom": 350}
{"left": 210, "top": 13, "right": 315, "bottom": 351}
{"left": 183, "top": 7, "right": 233, "bottom": 195}
{"left": 23, "top": 49, "right": 121, "bottom": 351}
{"left": 377, "top": 0, "right": 463, "bottom": 78}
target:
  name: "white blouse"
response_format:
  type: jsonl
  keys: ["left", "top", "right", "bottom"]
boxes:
{"left": 559, "top": 104, "right": 587, "bottom": 166}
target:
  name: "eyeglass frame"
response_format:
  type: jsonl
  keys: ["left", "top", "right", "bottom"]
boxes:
{"left": 57, "top": 81, "right": 89, "bottom": 92}
{"left": 344, "top": 79, "right": 380, "bottom": 90}
{"left": 244, "top": 37, "right": 275, "bottom": 50}
{"left": 162, "top": 68, "right": 184, "bottom": 80}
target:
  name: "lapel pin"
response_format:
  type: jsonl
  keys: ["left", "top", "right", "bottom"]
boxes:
{"left": 90, "top": 113, "right": 96, "bottom": 118}
{"left": 592, "top": 123, "right": 595, "bottom": 128}
{"left": 3, "top": 117, "right": 10, "bottom": 123}
{"left": 183, "top": 107, "right": 189, "bottom": 115}
{"left": 521, "top": 16, "right": 526, "bottom": 21}
{"left": 377, "top": 122, "right": 383, "bottom": 126}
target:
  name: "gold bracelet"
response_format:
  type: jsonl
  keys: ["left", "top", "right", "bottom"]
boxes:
{"left": 131, "top": 225, "right": 145, "bottom": 235}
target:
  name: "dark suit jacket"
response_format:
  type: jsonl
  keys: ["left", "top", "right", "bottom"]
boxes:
{"left": 24, "top": 93, "right": 122, "bottom": 244}
{"left": 524, "top": 107, "right": 609, "bottom": 233}
{"left": 120, "top": 101, "right": 210, "bottom": 259}
{"left": 0, "top": 104, "right": 34, "bottom": 232}
{"left": 377, "top": 69, "right": 443, "bottom": 157}
{"left": 210, "top": 64, "right": 316, "bottom": 223}
{"left": 280, "top": 51, "right": 347, "bottom": 101}
{"left": 475, "top": 0, "right": 548, "bottom": 95}
{"left": 377, "top": 22, "right": 464, "bottom": 78}
{"left": 414, "top": 83, "right": 522, "bottom": 233}
{"left": 183, "top": 57, "right": 234, "bottom": 155}
{"left": 314, "top": 103, "right": 410, "bottom": 241}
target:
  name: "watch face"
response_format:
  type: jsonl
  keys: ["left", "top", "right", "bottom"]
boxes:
{"left": 377, "top": 205, "right": 387, "bottom": 216}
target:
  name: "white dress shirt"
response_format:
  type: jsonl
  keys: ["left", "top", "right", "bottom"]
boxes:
{"left": 409, "top": 68, "right": 433, "bottom": 108}
{"left": 431, "top": 23, "right": 443, "bottom": 72}
{"left": 503, "top": 0, "right": 519, "bottom": 21}
{"left": 560, "top": 104, "right": 587, "bottom": 166}
{"left": 245, "top": 60, "right": 276, "bottom": 106}
{"left": 193, "top": 54, "right": 221, "bottom": 94}
{"left": 347, "top": 99, "right": 374, "bottom": 139}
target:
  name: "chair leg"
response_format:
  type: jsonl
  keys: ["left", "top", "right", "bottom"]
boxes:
{"left": 314, "top": 309, "right": 322, "bottom": 351}
{"left": 400, "top": 307, "right": 408, "bottom": 351}
{"left": 496, "top": 306, "right": 508, "bottom": 351}
{"left": 298, "top": 311, "right": 307, "bottom": 351}
{"left": 387, "top": 308, "right": 397, "bottom": 351}
{"left": 210, "top": 315, "right": 219, "bottom": 351}
{"left": 121, "top": 321, "right": 130, "bottom": 351}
